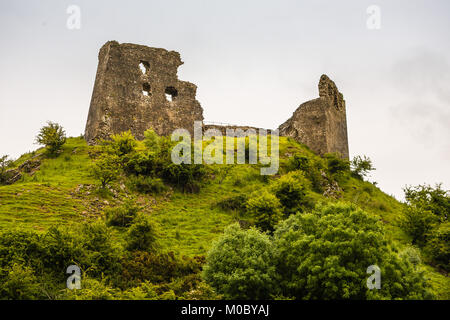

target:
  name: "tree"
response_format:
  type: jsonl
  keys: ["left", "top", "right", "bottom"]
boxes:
{"left": 351, "top": 155, "right": 375, "bottom": 180}
{"left": 425, "top": 222, "right": 449, "bottom": 272}
{"left": 91, "top": 154, "right": 121, "bottom": 189}
{"left": 404, "top": 184, "right": 449, "bottom": 222}
{"left": 274, "top": 202, "right": 433, "bottom": 299}
{"left": 202, "top": 224, "right": 279, "bottom": 299}
{"left": 0, "top": 155, "right": 13, "bottom": 184}
{"left": 35, "top": 121, "right": 66, "bottom": 155}
{"left": 246, "top": 190, "right": 283, "bottom": 232}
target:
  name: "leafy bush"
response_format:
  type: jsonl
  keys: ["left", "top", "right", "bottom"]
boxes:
{"left": 404, "top": 184, "right": 449, "bottom": 222}
{"left": 272, "top": 171, "right": 311, "bottom": 215}
{"left": 106, "top": 201, "right": 140, "bottom": 227}
{"left": 401, "top": 206, "right": 437, "bottom": 246}
{"left": 125, "top": 214, "right": 159, "bottom": 252}
{"left": 287, "top": 153, "right": 324, "bottom": 193}
{"left": 127, "top": 175, "right": 167, "bottom": 194}
{"left": 203, "top": 224, "right": 279, "bottom": 299}
{"left": 325, "top": 153, "right": 350, "bottom": 177}
{"left": 162, "top": 163, "right": 206, "bottom": 193}
{"left": 0, "top": 263, "right": 44, "bottom": 299}
{"left": 35, "top": 121, "right": 66, "bottom": 156}
{"left": 120, "top": 251, "right": 203, "bottom": 288}
{"left": 246, "top": 190, "right": 283, "bottom": 232}
{"left": 105, "top": 131, "right": 137, "bottom": 157}
{"left": 215, "top": 194, "right": 248, "bottom": 212}
{"left": 274, "top": 202, "right": 433, "bottom": 299}
{"left": 425, "top": 222, "right": 450, "bottom": 272}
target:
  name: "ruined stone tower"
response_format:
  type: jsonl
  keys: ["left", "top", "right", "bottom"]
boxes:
{"left": 278, "top": 75, "right": 349, "bottom": 159}
{"left": 84, "top": 41, "right": 203, "bottom": 144}
{"left": 85, "top": 41, "right": 349, "bottom": 159}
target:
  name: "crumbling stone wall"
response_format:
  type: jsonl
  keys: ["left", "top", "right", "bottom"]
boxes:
{"left": 278, "top": 75, "right": 349, "bottom": 159}
{"left": 84, "top": 41, "right": 203, "bottom": 144}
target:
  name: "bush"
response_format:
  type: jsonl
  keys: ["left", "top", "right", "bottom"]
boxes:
{"left": 404, "top": 184, "right": 449, "bottom": 222}
{"left": 202, "top": 224, "right": 279, "bottom": 299}
{"left": 274, "top": 202, "right": 433, "bottom": 299}
{"left": 325, "top": 153, "right": 350, "bottom": 177}
{"left": 287, "top": 154, "right": 324, "bottom": 193}
{"left": 215, "top": 194, "right": 248, "bottom": 212}
{"left": 425, "top": 222, "right": 450, "bottom": 272}
{"left": 106, "top": 201, "right": 140, "bottom": 227}
{"left": 401, "top": 206, "right": 437, "bottom": 246}
{"left": 272, "top": 171, "right": 311, "bottom": 215}
{"left": 0, "top": 263, "right": 44, "bottom": 300}
{"left": 246, "top": 190, "right": 283, "bottom": 232}
{"left": 125, "top": 214, "right": 158, "bottom": 252}
{"left": 120, "top": 251, "right": 202, "bottom": 288}
{"left": 106, "top": 131, "right": 137, "bottom": 157}
{"left": 128, "top": 175, "right": 167, "bottom": 194}
{"left": 35, "top": 121, "right": 66, "bottom": 156}
{"left": 351, "top": 155, "right": 375, "bottom": 180}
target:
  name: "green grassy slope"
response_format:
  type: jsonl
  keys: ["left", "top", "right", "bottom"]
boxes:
{"left": 0, "top": 136, "right": 448, "bottom": 298}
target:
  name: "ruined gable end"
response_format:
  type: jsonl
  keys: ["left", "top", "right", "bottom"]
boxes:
{"left": 84, "top": 41, "right": 204, "bottom": 144}
{"left": 278, "top": 74, "right": 349, "bottom": 159}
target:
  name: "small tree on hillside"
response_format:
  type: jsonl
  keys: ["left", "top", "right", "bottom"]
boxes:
{"left": 0, "top": 155, "right": 13, "bottom": 184}
{"left": 351, "top": 155, "right": 375, "bottom": 180}
{"left": 35, "top": 121, "right": 66, "bottom": 156}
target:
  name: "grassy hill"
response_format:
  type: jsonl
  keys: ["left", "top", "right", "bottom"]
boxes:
{"left": 0, "top": 135, "right": 448, "bottom": 299}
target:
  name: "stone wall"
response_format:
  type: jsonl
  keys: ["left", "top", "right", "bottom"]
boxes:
{"left": 84, "top": 41, "right": 203, "bottom": 144}
{"left": 278, "top": 75, "right": 349, "bottom": 159}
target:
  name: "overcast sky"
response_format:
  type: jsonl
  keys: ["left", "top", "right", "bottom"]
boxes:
{"left": 0, "top": 0, "right": 449, "bottom": 199}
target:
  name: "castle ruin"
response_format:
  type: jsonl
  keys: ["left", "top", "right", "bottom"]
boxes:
{"left": 85, "top": 41, "right": 349, "bottom": 159}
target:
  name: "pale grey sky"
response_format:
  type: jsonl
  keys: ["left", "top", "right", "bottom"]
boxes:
{"left": 0, "top": 0, "right": 449, "bottom": 199}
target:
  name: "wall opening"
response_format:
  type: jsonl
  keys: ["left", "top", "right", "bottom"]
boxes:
{"left": 142, "top": 83, "right": 151, "bottom": 96}
{"left": 139, "top": 61, "right": 150, "bottom": 75}
{"left": 165, "top": 86, "right": 178, "bottom": 102}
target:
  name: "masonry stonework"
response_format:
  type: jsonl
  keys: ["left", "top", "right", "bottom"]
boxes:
{"left": 278, "top": 75, "right": 349, "bottom": 159}
{"left": 85, "top": 41, "right": 349, "bottom": 159}
{"left": 84, "top": 41, "right": 203, "bottom": 144}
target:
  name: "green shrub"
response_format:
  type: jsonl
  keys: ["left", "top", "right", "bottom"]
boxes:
{"left": 203, "top": 224, "right": 279, "bottom": 299}
{"left": 404, "top": 184, "right": 449, "bottom": 222}
{"left": 272, "top": 171, "right": 311, "bottom": 215}
{"left": 246, "top": 190, "right": 283, "bottom": 232}
{"left": 162, "top": 163, "right": 206, "bottom": 193}
{"left": 325, "top": 153, "right": 350, "bottom": 177}
{"left": 35, "top": 121, "right": 66, "bottom": 156}
{"left": 106, "top": 201, "right": 140, "bottom": 227}
{"left": 401, "top": 206, "right": 437, "bottom": 246}
{"left": 119, "top": 251, "right": 202, "bottom": 288}
{"left": 274, "top": 202, "right": 433, "bottom": 299}
{"left": 287, "top": 153, "right": 324, "bottom": 193}
{"left": 128, "top": 175, "right": 167, "bottom": 194}
{"left": 125, "top": 214, "right": 159, "bottom": 252}
{"left": 0, "top": 263, "right": 44, "bottom": 300}
{"left": 425, "top": 222, "right": 450, "bottom": 272}
{"left": 216, "top": 194, "right": 248, "bottom": 212}
{"left": 106, "top": 131, "right": 137, "bottom": 157}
